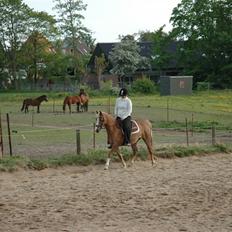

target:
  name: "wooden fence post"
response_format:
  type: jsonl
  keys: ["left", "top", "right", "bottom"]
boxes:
{"left": 93, "top": 123, "right": 96, "bottom": 149}
{"left": 191, "top": 113, "right": 194, "bottom": 136}
{"left": 6, "top": 113, "right": 13, "bottom": 156}
{"left": 0, "top": 112, "right": 3, "bottom": 158}
{"left": 212, "top": 124, "right": 216, "bottom": 145}
{"left": 76, "top": 129, "right": 81, "bottom": 155}
{"left": 185, "top": 118, "right": 189, "bottom": 147}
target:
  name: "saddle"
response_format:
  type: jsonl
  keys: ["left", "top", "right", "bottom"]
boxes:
{"left": 116, "top": 118, "right": 140, "bottom": 134}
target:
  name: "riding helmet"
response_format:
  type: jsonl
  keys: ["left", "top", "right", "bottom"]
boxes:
{"left": 119, "top": 88, "right": 128, "bottom": 97}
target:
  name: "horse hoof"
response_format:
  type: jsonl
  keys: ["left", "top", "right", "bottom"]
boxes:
{"left": 104, "top": 166, "right": 109, "bottom": 170}
{"left": 152, "top": 160, "right": 157, "bottom": 166}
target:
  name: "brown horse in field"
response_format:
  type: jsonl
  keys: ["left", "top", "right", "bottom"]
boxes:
{"left": 21, "top": 95, "right": 48, "bottom": 113}
{"left": 95, "top": 111, "right": 157, "bottom": 170}
{"left": 79, "top": 94, "right": 89, "bottom": 112}
{"left": 63, "top": 95, "right": 83, "bottom": 113}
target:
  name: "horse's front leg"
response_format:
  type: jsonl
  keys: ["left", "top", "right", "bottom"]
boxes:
{"left": 104, "top": 150, "right": 112, "bottom": 170}
{"left": 37, "top": 105, "right": 40, "bottom": 113}
{"left": 68, "top": 104, "right": 71, "bottom": 114}
{"left": 77, "top": 103, "right": 80, "bottom": 112}
{"left": 116, "top": 151, "right": 127, "bottom": 168}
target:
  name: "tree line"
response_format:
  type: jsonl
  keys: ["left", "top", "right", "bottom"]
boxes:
{"left": 0, "top": 0, "right": 231, "bottom": 90}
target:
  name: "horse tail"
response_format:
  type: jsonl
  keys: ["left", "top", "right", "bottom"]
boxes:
{"left": 21, "top": 100, "right": 25, "bottom": 111}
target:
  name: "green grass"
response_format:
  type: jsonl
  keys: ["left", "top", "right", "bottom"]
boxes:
{"left": 0, "top": 144, "right": 231, "bottom": 172}
{"left": 0, "top": 89, "right": 232, "bottom": 158}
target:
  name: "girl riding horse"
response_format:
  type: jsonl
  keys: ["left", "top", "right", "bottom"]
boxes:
{"left": 95, "top": 111, "right": 157, "bottom": 170}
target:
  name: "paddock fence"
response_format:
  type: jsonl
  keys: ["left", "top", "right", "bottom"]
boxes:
{"left": 0, "top": 102, "right": 231, "bottom": 158}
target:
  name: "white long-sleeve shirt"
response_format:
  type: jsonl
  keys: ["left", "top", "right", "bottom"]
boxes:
{"left": 114, "top": 96, "right": 132, "bottom": 120}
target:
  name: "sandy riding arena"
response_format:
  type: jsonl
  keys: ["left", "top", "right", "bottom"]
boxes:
{"left": 0, "top": 153, "right": 232, "bottom": 232}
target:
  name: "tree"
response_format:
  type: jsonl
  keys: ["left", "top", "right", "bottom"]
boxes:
{"left": 53, "top": 0, "right": 93, "bottom": 85}
{"left": 20, "top": 11, "right": 57, "bottom": 88}
{"left": 139, "top": 26, "right": 174, "bottom": 74}
{"left": 0, "top": 0, "right": 31, "bottom": 89}
{"left": 109, "top": 35, "right": 150, "bottom": 87}
{"left": 94, "top": 53, "right": 108, "bottom": 89}
{"left": 170, "top": 0, "right": 232, "bottom": 88}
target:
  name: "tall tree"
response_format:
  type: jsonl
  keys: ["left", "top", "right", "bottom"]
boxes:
{"left": 0, "top": 0, "right": 31, "bottom": 88}
{"left": 109, "top": 35, "right": 150, "bottom": 87}
{"left": 53, "top": 0, "right": 92, "bottom": 85}
{"left": 170, "top": 0, "right": 232, "bottom": 87}
{"left": 20, "top": 11, "right": 57, "bottom": 88}
{"left": 139, "top": 26, "right": 175, "bottom": 74}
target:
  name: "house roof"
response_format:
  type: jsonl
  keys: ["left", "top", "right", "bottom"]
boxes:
{"left": 61, "top": 38, "right": 91, "bottom": 55}
{"left": 87, "top": 41, "right": 183, "bottom": 70}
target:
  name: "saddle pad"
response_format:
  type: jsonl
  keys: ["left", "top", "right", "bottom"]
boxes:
{"left": 131, "top": 120, "right": 140, "bottom": 134}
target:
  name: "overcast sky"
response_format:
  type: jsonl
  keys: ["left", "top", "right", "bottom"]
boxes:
{"left": 23, "top": 0, "right": 182, "bottom": 43}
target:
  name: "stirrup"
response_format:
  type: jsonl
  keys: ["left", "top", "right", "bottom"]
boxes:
{"left": 107, "top": 144, "right": 112, "bottom": 149}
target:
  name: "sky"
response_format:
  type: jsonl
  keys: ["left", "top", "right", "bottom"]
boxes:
{"left": 23, "top": 0, "right": 182, "bottom": 43}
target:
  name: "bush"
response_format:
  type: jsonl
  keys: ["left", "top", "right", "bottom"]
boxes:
{"left": 132, "top": 77, "right": 156, "bottom": 94}
{"left": 197, "top": 82, "right": 210, "bottom": 91}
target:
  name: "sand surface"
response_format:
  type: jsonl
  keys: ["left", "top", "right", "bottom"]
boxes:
{"left": 0, "top": 153, "right": 232, "bottom": 232}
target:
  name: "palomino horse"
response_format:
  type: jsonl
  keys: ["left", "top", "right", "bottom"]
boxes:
{"left": 95, "top": 111, "right": 157, "bottom": 169}
{"left": 21, "top": 95, "right": 48, "bottom": 113}
{"left": 63, "top": 95, "right": 83, "bottom": 114}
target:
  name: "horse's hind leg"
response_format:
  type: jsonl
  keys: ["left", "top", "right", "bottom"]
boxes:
{"left": 130, "top": 143, "right": 139, "bottom": 165}
{"left": 142, "top": 133, "right": 157, "bottom": 166}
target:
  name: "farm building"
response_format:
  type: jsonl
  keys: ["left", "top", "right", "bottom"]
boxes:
{"left": 160, "top": 76, "right": 193, "bottom": 96}
{"left": 85, "top": 41, "right": 184, "bottom": 88}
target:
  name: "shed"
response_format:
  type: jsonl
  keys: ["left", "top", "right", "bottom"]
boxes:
{"left": 160, "top": 76, "right": 193, "bottom": 96}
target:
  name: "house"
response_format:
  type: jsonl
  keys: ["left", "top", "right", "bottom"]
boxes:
{"left": 61, "top": 38, "right": 91, "bottom": 56}
{"left": 85, "top": 41, "right": 184, "bottom": 88}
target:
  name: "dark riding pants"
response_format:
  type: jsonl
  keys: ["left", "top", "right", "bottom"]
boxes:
{"left": 120, "top": 116, "right": 131, "bottom": 144}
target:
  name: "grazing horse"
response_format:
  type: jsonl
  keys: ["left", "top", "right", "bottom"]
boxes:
{"left": 21, "top": 95, "right": 48, "bottom": 113}
{"left": 63, "top": 95, "right": 83, "bottom": 113}
{"left": 95, "top": 111, "right": 157, "bottom": 170}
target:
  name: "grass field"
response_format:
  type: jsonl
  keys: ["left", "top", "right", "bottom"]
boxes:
{"left": 0, "top": 90, "right": 231, "bottom": 158}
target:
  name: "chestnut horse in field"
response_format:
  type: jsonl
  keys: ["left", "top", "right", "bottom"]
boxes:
{"left": 21, "top": 95, "right": 48, "bottom": 113}
{"left": 63, "top": 95, "right": 83, "bottom": 113}
{"left": 95, "top": 111, "right": 157, "bottom": 170}
{"left": 79, "top": 94, "right": 89, "bottom": 112}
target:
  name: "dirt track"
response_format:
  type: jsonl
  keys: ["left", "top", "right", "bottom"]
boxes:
{"left": 0, "top": 153, "right": 232, "bottom": 232}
